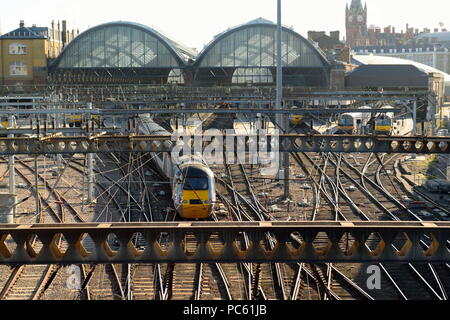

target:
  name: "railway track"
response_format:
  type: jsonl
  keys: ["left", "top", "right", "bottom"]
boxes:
{"left": 298, "top": 150, "right": 449, "bottom": 300}
{"left": 0, "top": 155, "right": 129, "bottom": 300}
{"left": 2, "top": 118, "right": 449, "bottom": 300}
{"left": 286, "top": 125, "right": 450, "bottom": 300}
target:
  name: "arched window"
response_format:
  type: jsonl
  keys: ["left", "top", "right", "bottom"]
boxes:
{"left": 9, "top": 43, "right": 27, "bottom": 55}
{"left": 10, "top": 62, "right": 28, "bottom": 76}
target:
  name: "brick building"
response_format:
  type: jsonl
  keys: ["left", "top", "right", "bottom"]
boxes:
{"left": 0, "top": 20, "right": 78, "bottom": 88}
{"left": 346, "top": 0, "right": 420, "bottom": 48}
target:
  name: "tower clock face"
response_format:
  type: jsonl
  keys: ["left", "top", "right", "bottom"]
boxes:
{"left": 357, "top": 15, "right": 364, "bottom": 22}
{"left": 348, "top": 16, "right": 353, "bottom": 22}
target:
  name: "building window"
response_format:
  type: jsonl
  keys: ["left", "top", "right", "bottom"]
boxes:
{"left": 9, "top": 43, "right": 27, "bottom": 55}
{"left": 10, "top": 62, "right": 28, "bottom": 76}
{"left": 167, "top": 69, "right": 185, "bottom": 84}
{"left": 232, "top": 68, "right": 273, "bottom": 84}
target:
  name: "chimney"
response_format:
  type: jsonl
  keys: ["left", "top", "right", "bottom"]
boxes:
{"left": 330, "top": 31, "right": 340, "bottom": 41}
{"left": 19, "top": 20, "right": 25, "bottom": 28}
{"left": 434, "top": 28, "right": 439, "bottom": 33}
{"left": 392, "top": 27, "right": 396, "bottom": 34}
{"left": 62, "top": 20, "right": 67, "bottom": 47}
{"left": 51, "top": 20, "right": 55, "bottom": 40}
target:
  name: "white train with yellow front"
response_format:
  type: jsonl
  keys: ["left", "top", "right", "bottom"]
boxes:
{"left": 374, "top": 106, "right": 395, "bottom": 135}
{"left": 337, "top": 106, "right": 372, "bottom": 134}
{"left": 137, "top": 114, "right": 216, "bottom": 219}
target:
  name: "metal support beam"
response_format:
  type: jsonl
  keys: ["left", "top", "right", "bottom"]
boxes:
{"left": 0, "top": 134, "right": 447, "bottom": 155}
{"left": 0, "top": 222, "right": 449, "bottom": 264}
{"left": 7, "top": 115, "right": 15, "bottom": 222}
{"left": 413, "top": 100, "right": 417, "bottom": 136}
{"left": 0, "top": 195, "right": 15, "bottom": 224}
{"left": 284, "top": 113, "right": 290, "bottom": 199}
{"left": 276, "top": 0, "right": 285, "bottom": 184}
{"left": 0, "top": 107, "right": 403, "bottom": 117}
{"left": 34, "top": 156, "right": 40, "bottom": 216}
{"left": 87, "top": 103, "right": 95, "bottom": 203}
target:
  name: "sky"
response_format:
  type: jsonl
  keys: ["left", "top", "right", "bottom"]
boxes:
{"left": 0, "top": 0, "right": 449, "bottom": 51}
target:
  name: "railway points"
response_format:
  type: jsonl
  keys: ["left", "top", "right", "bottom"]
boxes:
{"left": 0, "top": 3, "right": 450, "bottom": 301}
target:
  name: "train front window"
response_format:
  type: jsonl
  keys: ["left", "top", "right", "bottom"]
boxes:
{"left": 182, "top": 167, "right": 209, "bottom": 191}
{"left": 377, "top": 119, "right": 391, "bottom": 126}
{"left": 183, "top": 177, "right": 208, "bottom": 190}
{"left": 339, "top": 118, "right": 352, "bottom": 126}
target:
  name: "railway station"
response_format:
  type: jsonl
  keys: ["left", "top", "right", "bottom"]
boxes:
{"left": 0, "top": 0, "right": 449, "bottom": 302}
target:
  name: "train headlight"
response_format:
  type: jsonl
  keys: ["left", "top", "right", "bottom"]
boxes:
{"left": 183, "top": 200, "right": 188, "bottom": 204}
{"left": 204, "top": 200, "right": 209, "bottom": 204}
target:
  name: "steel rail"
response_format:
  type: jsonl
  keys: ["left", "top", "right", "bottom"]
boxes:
{"left": 220, "top": 165, "right": 266, "bottom": 300}
{"left": 0, "top": 159, "right": 63, "bottom": 300}
{"left": 374, "top": 158, "right": 449, "bottom": 300}
{"left": 118, "top": 152, "right": 167, "bottom": 301}
{"left": 340, "top": 153, "right": 446, "bottom": 300}
{"left": 55, "top": 156, "right": 128, "bottom": 300}
{"left": 327, "top": 153, "right": 410, "bottom": 300}
{"left": 288, "top": 121, "right": 385, "bottom": 300}
{"left": 226, "top": 162, "right": 288, "bottom": 300}
{"left": 17, "top": 159, "right": 85, "bottom": 223}
{"left": 292, "top": 151, "right": 374, "bottom": 300}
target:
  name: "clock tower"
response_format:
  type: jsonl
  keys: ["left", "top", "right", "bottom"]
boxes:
{"left": 346, "top": 0, "right": 368, "bottom": 47}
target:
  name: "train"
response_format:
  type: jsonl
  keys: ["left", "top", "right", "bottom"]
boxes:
{"left": 0, "top": 116, "right": 10, "bottom": 129}
{"left": 374, "top": 106, "right": 395, "bottom": 135}
{"left": 290, "top": 106, "right": 303, "bottom": 126}
{"left": 67, "top": 114, "right": 101, "bottom": 128}
{"left": 337, "top": 106, "right": 395, "bottom": 135}
{"left": 0, "top": 115, "right": 16, "bottom": 136}
{"left": 137, "top": 114, "right": 216, "bottom": 219}
{"left": 337, "top": 106, "right": 372, "bottom": 134}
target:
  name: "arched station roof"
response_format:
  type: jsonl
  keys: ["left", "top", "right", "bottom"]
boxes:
{"left": 194, "top": 18, "right": 330, "bottom": 69}
{"left": 192, "top": 18, "right": 330, "bottom": 86}
{"left": 52, "top": 21, "right": 196, "bottom": 69}
{"left": 49, "top": 19, "right": 331, "bottom": 87}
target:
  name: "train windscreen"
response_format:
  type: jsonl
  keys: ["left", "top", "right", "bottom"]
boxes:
{"left": 377, "top": 119, "right": 391, "bottom": 126}
{"left": 339, "top": 117, "right": 353, "bottom": 126}
{"left": 183, "top": 178, "right": 209, "bottom": 190}
{"left": 182, "top": 167, "right": 209, "bottom": 191}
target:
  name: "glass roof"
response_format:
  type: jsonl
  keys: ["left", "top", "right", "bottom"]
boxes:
{"left": 55, "top": 22, "right": 194, "bottom": 68}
